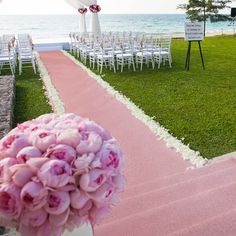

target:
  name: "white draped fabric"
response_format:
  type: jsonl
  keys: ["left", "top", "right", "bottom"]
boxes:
{"left": 65, "top": 0, "right": 87, "bottom": 34}
{"left": 65, "top": 0, "right": 101, "bottom": 35}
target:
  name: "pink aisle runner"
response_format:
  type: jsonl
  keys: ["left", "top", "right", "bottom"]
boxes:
{"left": 39, "top": 51, "right": 236, "bottom": 236}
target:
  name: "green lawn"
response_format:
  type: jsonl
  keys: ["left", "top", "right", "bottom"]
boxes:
{"left": 73, "top": 35, "right": 236, "bottom": 159}
{"left": 14, "top": 67, "right": 52, "bottom": 125}
{"left": 2, "top": 66, "right": 52, "bottom": 126}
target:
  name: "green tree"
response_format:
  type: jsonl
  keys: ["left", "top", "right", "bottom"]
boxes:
{"left": 178, "top": 0, "right": 234, "bottom": 36}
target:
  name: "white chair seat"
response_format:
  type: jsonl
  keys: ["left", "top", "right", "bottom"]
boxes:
{"left": 136, "top": 52, "right": 152, "bottom": 57}
{"left": 0, "top": 56, "right": 14, "bottom": 61}
{"left": 116, "top": 53, "right": 133, "bottom": 58}
{"left": 19, "top": 55, "right": 34, "bottom": 60}
{"left": 160, "top": 51, "right": 169, "bottom": 55}
{"left": 153, "top": 51, "right": 161, "bottom": 55}
{"left": 108, "top": 50, "right": 123, "bottom": 55}
{"left": 97, "top": 54, "right": 113, "bottom": 60}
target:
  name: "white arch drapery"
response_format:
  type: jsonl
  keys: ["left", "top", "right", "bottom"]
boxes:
{"left": 65, "top": 0, "right": 101, "bottom": 35}
{"left": 66, "top": 0, "right": 88, "bottom": 34}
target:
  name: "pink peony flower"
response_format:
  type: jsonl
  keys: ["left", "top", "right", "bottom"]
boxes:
{"left": 37, "top": 220, "right": 64, "bottom": 236}
{"left": 38, "top": 160, "right": 71, "bottom": 188}
{"left": 66, "top": 209, "right": 87, "bottom": 231}
{"left": 89, "top": 205, "right": 112, "bottom": 225}
{"left": 76, "top": 131, "right": 102, "bottom": 155}
{"left": 31, "top": 130, "right": 56, "bottom": 152}
{"left": 26, "top": 157, "right": 48, "bottom": 171}
{"left": 16, "top": 146, "right": 42, "bottom": 163}
{"left": 0, "top": 158, "right": 18, "bottom": 183}
{"left": 73, "top": 153, "right": 95, "bottom": 175}
{"left": 37, "top": 113, "right": 59, "bottom": 125}
{"left": 88, "top": 181, "right": 117, "bottom": 206}
{"left": 80, "top": 169, "right": 107, "bottom": 192}
{"left": 57, "top": 129, "right": 81, "bottom": 147}
{"left": 77, "top": 199, "right": 93, "bottom": 217}
{"left": 21, "top": 181, "right": 48, "bottom": 210}
{"left": 0, "top": 113, "right": 125, "bottom": 233}
{"left": 10, "top": 164, "right": 35, "bottom": 187}
{"left": 111, "top": 174, "right": 125, "bottom": 193}
{"left": 49, "top": 208, "right": 70, "bottom": 226}
{"left": 82, "top": 120, "right": 112, "bottom": 141}
{"left": 21, "top": 208, "right": 48, "bottom": 227}
{"left": 92, "top": 140, "right": 124, "bottom": 175}
{"left": 45, "top": 144, "right": 76, "bottom": 164}
{"left": 44, "top": 190, "right": 70, "bottom": 215}
{"left": 70, "top": 190, "right": 90, "bottom": 209}
{"left": 0, "top": 134, "right": 29, "bottom": 159}
{"left": 0, "top": 183, "right": 22, "bottom": 220}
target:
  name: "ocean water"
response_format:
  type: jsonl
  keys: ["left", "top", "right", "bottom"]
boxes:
{"left": 0, "top": 14, "right": 235, "bottom": 42}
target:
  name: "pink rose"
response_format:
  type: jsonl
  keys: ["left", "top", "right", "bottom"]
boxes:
{"left": 93, "top": 140, "right": 124, "bottom": 174}
{"left": 0, "top": 158, "right": 18, "bottom": 183}
{"left": 80, "top": 169, "right": 107, "bottom": 192}
{"left": 73, "top": 153, "right": 95, "bottom": 175}
{"left": 45, "top": 144, "right": 76, "bottom": 164}
{"left": 38, "top": 160, "right": 71, "bottom": 188}
{"left": 57, "top": 129, "right": 81, "bottom": 147}
{"left": 49, "top": 208, "right": 70, "bottom": 226}
{"left": 44, "top": 190, "right": 70, "bottom": 215}
{"left": 0, "top": 183, "right": 21, "bottom": 219}
{"left": 21, "top": 181, "right": 48, "bottom": 210}
{"left": 10, "top": 164, "right": 35, "bottom": 187}
{"left": 0, "top": 134, "right": 29, "bottom": 158}
{"left": 31, "top": 130, "right": 56, "bottom": 152}
{"left": 76, "top": 131, "right": 102, "bottom": 155}
{"left": 70, "top": 190, "right": 89, "bottom": 209}
{"left": 16, "top": 146, "right": 42, "bottom": 163}
{"left": 21, "top": 209, "right": 48, "bottom": 227}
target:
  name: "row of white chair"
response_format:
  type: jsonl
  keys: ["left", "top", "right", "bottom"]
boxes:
{"left": 70, "top": 32, "right": 172, "bottom": 73}
{"left": 0, "top": 34, "right": 37, "bottom": 76}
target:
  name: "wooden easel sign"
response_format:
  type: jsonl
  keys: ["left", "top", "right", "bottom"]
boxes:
{"left": 184, "top": 22, "right": 205, "bottom": 70}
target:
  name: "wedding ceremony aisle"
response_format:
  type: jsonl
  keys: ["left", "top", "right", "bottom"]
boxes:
{"left": 39, "top": 51, "right": 236, "bottom": 236}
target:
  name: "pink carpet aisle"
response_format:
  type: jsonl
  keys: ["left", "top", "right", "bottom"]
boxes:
{"left": 39, "top": 51, "right": 236, "bottom": 236}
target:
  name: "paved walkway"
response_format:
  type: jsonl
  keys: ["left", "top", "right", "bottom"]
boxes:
{"left": 39, "top": 51, "right": 236, "bottom": 236}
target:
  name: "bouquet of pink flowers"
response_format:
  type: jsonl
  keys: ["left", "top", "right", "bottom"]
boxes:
{"left": 0, "top": 113, "right": 125, "bottom": 236}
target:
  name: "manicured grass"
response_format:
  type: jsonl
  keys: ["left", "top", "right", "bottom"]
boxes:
{"left": 1, "top": 66, "right": 52, "bottom": 126}
{"left": 13, "top": 67, "right": 52, "bottom": 125}
{"left": 73, "top": 35, "right": 236, "bottom": 159}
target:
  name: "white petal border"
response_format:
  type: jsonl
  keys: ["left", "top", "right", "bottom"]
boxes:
{"left": 62, "top": 50, "right": 208, "bottom": 168}
{"left": 36, "top": 52, "right": 65, "bottom": 115}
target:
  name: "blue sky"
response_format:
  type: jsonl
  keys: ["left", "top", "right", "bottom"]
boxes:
{"left": 0, "top": 0, "right": 189, "bottom": 14}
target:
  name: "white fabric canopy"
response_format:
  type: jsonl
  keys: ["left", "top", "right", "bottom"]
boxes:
{"left": 65, "top": 0, "right": 87, "bottom": 34}
{"left": 65, "top": 0, "right": 101, "bottom": 35}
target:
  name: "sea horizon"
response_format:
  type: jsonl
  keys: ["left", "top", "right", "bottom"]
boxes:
{"left": 0, "top": 14, "right": 235, "bottom": 41}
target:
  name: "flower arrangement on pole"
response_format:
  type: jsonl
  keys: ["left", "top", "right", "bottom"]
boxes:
{"left": 0, "top": 113, "right": 125, "bottom": 236}
{"left": 89, "top": 4, "right": 101, "bottom": 13}
{"left": 78, "top": 7, "right": 87, "bottom": 14}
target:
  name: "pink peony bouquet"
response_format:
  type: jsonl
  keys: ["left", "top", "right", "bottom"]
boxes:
{"left": 0, "top": 113, "right": 125, "bottom": 236}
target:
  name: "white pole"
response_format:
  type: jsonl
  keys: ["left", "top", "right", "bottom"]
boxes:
{"left": 79, "top": 14, "right": 87, "bottom": 34}
{"left": 90, "top": 0, "right": 101, "bottom": 36}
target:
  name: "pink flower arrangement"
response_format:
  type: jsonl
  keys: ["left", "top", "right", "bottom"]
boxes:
{"left": 89, "top": 4, "right": 101, "bottom": 13}
{"left": 78, "top": 7, "right": 88, "bottom": 14}
{"left": 0, "top": 113, "right": 125, "bottom": 236}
